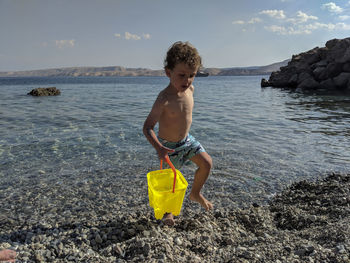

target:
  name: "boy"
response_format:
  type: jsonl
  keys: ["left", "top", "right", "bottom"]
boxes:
{"left": 143, "top": 41, "right": 213, "bottom": 225}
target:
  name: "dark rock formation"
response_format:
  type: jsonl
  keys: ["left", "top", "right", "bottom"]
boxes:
{"left": 262, "top": 38, "right": 350, "bottom": 94}
{"left": 28, "top": 87, "right": 61, "bottom": 96}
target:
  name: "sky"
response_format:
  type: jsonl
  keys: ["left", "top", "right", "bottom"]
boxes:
{"left": 0, "top": 0, "right": 350, "bottom": 71}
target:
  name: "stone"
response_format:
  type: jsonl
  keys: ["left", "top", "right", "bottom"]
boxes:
{"left": 343, "top": 63, "right": 350, "bottom": 72}
{"left": 313, "top": 66, "right": 326, "bottom": 80}
{"left": 297, "top": 77, "right": 319, "bottom": 90}
{"left": 261, "top": 78, "right": 270, "bottom": 87}
{"left": 325, "top": 62, "right": 343, "bottom": 78}
{"left": 95, "top": 233, "right": 103, "bottom": 244}
{"left": 320, "top": 79, "right": 336, "bottom": 90}
{"left": 263, "top": 37, "right": 350, "bottom": 94}
{"left": 27, "top": 87, "right": 61, "bottom": 96}
{"left": 333, "top": 72, "right": 350, "bottom": 88}
{"left": 175, "top": 237, "right": 182, "bottom": 246}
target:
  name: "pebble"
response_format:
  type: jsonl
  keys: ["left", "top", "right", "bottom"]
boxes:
{"left": 175, "top": 237, "right": 182, "bottom": 246}
{"left": 0, "top": 173, "right": 349, "bottom": 262}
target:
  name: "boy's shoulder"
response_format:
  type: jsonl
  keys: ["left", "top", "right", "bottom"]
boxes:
{"left": 155, "top": 87, "right": 170, "bottom": 105}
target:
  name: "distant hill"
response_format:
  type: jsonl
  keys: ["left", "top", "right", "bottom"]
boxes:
{"left": 0, "top": 60, "right": 289, "bottom": 77}
{"left": 204, "top": 59, "right": 290, "bottom": 76}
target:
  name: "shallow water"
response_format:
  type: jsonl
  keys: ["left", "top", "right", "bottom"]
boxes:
{"left": 0, "top": 76, "right": 349, "bottom": 206}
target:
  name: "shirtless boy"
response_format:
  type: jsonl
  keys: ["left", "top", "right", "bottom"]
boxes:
{"left": 143, "top": 41, "right": 213, "bottom": 225}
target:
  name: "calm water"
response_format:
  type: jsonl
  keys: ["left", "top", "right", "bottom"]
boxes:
{"left": 0, "top": 76, "right": 349, "bottom": 204}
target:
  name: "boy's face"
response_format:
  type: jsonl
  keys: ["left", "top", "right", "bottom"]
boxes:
{"left": 166, "top": 63, "right": 198, "bottom": 92}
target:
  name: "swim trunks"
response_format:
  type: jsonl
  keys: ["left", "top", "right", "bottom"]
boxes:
{"left": 158, "top": 134, "right": 205, "bottom": 169}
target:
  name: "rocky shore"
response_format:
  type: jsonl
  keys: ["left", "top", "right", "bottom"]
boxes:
{"left": 1, "top": 172, "right": 349, "bottom": 262}
{"left": 262, "top": 37, "right": 350, "bottom": 94}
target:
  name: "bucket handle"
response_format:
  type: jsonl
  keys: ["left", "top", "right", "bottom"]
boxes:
{"left": 160, "top": 156, "right": 176, "bottom": 193}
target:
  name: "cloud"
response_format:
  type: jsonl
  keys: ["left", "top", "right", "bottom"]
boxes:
{"left": 114, "top": 32, "right": 151, "bottom": 40}
{"left": 55, "top": 39, "right": 75, "bottom": 49}
{"left": 260, "top": 10, "right": 286, "bottom": 19}
{"left": 339, "top": 15, "right": 350, "bottom": 21}
{"left": 125, "top": 32, "right": 141, "bottom": 40}
{"left": 232, "top": 20, "right": 245, "bottom": 25}
{"left": 264, "top": 25, "right": 312, "bottom": 35}
{"left": 335, "top": 22, "right": 350, "bottom": 30}
{"left": 233, "top": 8, "right": 350, "bottom": 35}
{"left": 288, "top": 11, "right": 318, "bottom": 24}
{"left": 264, "top": 22, "right": 350, "bottom": 35}
{"left": 142, "top": 33, "right": 151, "bottom": 39}
{"left": 322, "top": 2, "right": 343, "bottom": 14}
{"left": 248, "top": 17, "right": 262, "bottom": 24}
{"left": 232, "top": 18, "right": 261, "bottom": 25}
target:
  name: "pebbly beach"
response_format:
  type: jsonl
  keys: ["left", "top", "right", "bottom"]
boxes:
{"left": 1, "top": 170, "right": 349, "bottom": 262}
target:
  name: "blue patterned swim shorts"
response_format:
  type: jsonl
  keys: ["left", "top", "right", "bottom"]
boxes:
{"left": 158, "top": 134, "right": 205, "bottom": 169}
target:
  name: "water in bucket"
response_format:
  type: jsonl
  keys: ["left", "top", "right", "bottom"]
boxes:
{"left": 147, "top": 156, "right": 188, "bottom": 219}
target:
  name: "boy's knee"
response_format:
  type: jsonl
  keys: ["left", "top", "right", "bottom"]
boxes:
{"left": 201, "top": 154, "right": 212, "bottom": 171}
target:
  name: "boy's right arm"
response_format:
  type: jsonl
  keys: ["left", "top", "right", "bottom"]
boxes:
{"left": 143, "top": 94, "right": 174, "bottom": 161}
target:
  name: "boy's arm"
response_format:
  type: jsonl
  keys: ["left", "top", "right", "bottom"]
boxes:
{"left": 143, "top": 94, "right": 174, "bottom": 161}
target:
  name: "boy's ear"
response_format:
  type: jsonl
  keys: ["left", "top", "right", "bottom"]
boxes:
{"left": 165, "top": 68, "right": 171, "bottom": 77}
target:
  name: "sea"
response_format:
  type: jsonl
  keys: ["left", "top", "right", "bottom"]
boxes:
{"left": 0, "top": 76, "right": 349, "bottom": 205}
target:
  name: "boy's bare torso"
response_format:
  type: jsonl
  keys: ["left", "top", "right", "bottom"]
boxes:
{"left": 158, "top": 85, "right": 194, "bottom": 142}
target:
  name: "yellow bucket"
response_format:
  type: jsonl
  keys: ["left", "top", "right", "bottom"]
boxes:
{"left": 147, "top": 156, "right": 188, "bottom": 219}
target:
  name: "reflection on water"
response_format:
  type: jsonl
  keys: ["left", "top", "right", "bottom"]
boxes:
{"left": 285, "top": 96, "right": 350, "bottom": 137}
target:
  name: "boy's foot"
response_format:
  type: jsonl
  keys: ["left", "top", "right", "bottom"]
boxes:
{"left": 0, "top": 249, "right": 16, "bottom": 262}
{"left": 162, "top": 213, "right": 175, "bottom": 226}
{"left": 189, "top": 192, "right": 213, "bottom": 211}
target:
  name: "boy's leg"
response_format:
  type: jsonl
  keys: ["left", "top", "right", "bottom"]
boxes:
{"left": 162, "top": 213, "right": 175, "bottom": 226}
{"left": 189, "top": 151, "right": 213, "bottom": 210}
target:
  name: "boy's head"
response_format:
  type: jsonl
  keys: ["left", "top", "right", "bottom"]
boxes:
{"left": 164, "top": 41, "right": 202, "bottom": 71}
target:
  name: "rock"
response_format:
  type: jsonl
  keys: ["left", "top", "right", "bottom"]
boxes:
{"left": 95, "top": 233, "right": 103, "bottom": 244}
{"left": 343, "top": 63, "right": 350, "bottom": 72}
{"left": 320, "top": 78, "right": 336, "bottom": 90}
{"left": 28, "top": 87, "right": 61, "bottom": 96}
{"left": 175, "top": 237, "right": 182, "bottom": 246}
{"left": 297, "top": 77, "right": 319, "bottom": 90}
{"left": 333, "top": 72, "right": 350, "bottom": 88}
{"left": 263, "top": 37, "right": 350, "bottom": 94}
{"left": 261, "top": 78, "right": 270, "bottom": 87}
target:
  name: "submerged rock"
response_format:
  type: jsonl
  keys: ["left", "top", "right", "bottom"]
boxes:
{"left": 28, "top": 87, "right": 61, "bottom": 96}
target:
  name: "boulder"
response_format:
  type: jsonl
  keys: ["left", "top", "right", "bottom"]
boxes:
{"left": 333, "top": 72, "right": 350, "bottom": 88}
{"left": 343, "top": 63, "right": 350, "bottom": 72}
{"left": 320, "top": 79, "right": 336, "bottom": 90}
{"left": 297, "top": 77, "right": 319, "bottom": 90}
{"left": 28, "top": 87, "right": 61, "bottom": 96}
{"left": 262, "top": 37, "right": 350, "bottom": 94}
{"left": 261, "top": 78, "right": 270, "bottom": 87}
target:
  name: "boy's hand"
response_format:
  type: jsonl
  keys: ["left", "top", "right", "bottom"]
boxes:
{"left": 157, "top": 146, "right": 175, "bottom": 161}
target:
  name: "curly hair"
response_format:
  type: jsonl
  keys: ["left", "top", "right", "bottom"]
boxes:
{"left": 164, "top": 41, "right": 202, "bottom": 70}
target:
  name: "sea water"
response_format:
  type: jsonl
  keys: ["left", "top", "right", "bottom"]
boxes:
{"left": 0, "top": 76, "right": 349, "bottom": 204}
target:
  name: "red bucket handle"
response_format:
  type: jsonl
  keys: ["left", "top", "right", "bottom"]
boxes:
{"left": 160, "top": 156, "right": 177, "bottom": 193}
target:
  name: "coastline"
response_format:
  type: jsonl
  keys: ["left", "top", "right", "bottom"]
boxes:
{"left": 1, "top": 173, "right": 349, "bottom": 262}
